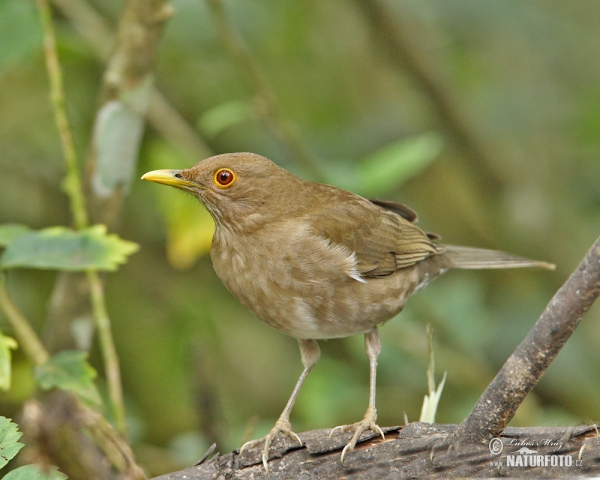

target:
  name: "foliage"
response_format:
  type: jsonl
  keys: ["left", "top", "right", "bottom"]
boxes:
{"left": 3, "top": 465, "right": 67, "bottom": 480}
{"left": 34, "top": 351, "right": 101, "bottom": 405}
{"left": 356, "top": 132, "right": 444, "bottom": 197}
{"left": 0, "top": 0, "right": 598, "bottom": 477}
{"left": 0, "top": 417, "right": 23, "bottom": 470}
{"left": 419, "top": 325, "right": 447, "bottom": 424}
{"left": 0, "top": 225, "right": 31, "bottom": 247}
{"left": 0, "top": 225, "right": 138, "bottom": 272}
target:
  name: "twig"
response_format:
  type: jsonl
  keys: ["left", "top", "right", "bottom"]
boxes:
{"left": 36, "top": 0, "right": 88, "bottom": 230}
{"left": 205, "top": 0, "right": 326, "bottom": 181}
{"left": 453, "top": 235, "right": 600, "bottom": 443}
{"left": 0, "top": 274, "right": 49, "bottom": 366}
{"left": 35, "top": 0, "right": 126, "bottom": 435}
{"left": 87, "top": 270, "right": 125, "bottom": 435}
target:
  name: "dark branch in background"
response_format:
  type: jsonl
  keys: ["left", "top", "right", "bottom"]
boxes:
{"left": 354, "top": 0, "right": 504, "bottom": 191}
{"left": 453, "top": 235, "right": 600, "bottom": 443}
{"left": 205, "top": 0, "right": 326, "bottom": 182}
{"left": 152, "top": 236, "right": 600, "bottom": 478}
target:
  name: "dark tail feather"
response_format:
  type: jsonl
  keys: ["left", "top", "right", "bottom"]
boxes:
{"left": 442, "top": 245, "right": 555, "bottom": 270}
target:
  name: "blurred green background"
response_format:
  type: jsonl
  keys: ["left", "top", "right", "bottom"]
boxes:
{"left": 1, "top": 0, "right": 599, "bottom": 476}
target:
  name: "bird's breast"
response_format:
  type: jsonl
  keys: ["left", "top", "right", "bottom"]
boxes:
{"left": 209, "top": 225, "right": 442, "bottom": 339}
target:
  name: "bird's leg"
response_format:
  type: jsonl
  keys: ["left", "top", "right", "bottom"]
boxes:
{"left": 330, "top": 327, "right": 385, "bottom": 463}
{"left": 240, "top": 338, "right": 320, "bottom": 472}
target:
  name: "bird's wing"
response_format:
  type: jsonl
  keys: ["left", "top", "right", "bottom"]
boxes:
{"left": 368, "top": 198, "right": 418, "bottom": 222}
{"left": 305, "top": 193, "right": 443, "bottom": 278}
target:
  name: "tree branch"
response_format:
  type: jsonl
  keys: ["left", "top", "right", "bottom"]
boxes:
{"left": 152, "top": 423, "right": 600, "bottom": 479}
{"left": 453, "top": 235, "right": 600, "bottom": 443}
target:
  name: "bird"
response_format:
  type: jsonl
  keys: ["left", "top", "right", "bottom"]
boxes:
{"left": 142, "top": 152, "right": 554, "bottom": 471}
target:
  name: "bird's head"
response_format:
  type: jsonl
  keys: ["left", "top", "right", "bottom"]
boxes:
{"left": 142, "top": 152, "right": 305, "bottom": 231}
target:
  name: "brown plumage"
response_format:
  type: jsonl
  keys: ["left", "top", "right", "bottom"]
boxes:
{"left": 142, "top": 152, "right": 554, "bottom": 470}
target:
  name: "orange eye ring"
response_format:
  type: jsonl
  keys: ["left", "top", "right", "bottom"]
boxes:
{"left": 214, "top": 168, "right": 236, "bottom": 188}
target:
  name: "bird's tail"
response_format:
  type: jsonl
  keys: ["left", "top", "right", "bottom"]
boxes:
{"left": 441, "top": 245, "right": 555, "bottom": 270}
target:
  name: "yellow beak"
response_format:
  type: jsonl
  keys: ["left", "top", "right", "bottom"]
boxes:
{"left": 141, "top": 169, "right": 197, "bottom": 189}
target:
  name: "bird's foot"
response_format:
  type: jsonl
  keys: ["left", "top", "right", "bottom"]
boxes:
{"left": 239, "top": 417, "right": 303, "bottom": 472}
{"left": 329, "top": 407, "right": 385, "bottom": 464}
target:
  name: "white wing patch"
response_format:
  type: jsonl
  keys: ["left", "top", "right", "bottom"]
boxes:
{"left": 314, "top": 236, "right": 367, "bottom": 284}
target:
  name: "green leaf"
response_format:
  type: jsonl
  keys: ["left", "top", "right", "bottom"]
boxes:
{"left": 0, "top": 335, "right": 17, "bottom": 391}
{"left": 0, "top": 224, "right": 31, "bottom": 247}
{"left": 0, "top": 416, "right": 24, "bottom": 469}
{"left": 3, "top": 464, "right": 67, "bottom": 480}
{"left": 0, "top": 225, "right": 139, "bottom": 271}
{"left": 356, "top": 132, "right": 444, "bottom": 196}
{"left": 198, "top": 100, "right": 254, "bottom": 137}
{"left": 34, "top": 351, "right": 101, "bottom": 404}
{"left": 420, "top": 325, "right": 446, "bottom": 424}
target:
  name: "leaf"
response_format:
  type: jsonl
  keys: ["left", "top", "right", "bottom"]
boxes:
{"left": 356, "top": 132, "right": 444, "bottom": 196}
{"left": 0, "top": 225, "right": 139, "bottom": 271}
{"left": 419, "top": 372, "right": 447, "bottom": 424}
{"left": 3, "top": 464, "right": 67, "bottom": 480}
{"left": 0, "top": 224, "right": 30, "bottom": 247}
{"left": 0, "top": 416, "right": 24, "bottom": 469}
{"left": 198, "top": 100, "right": 254, "bottom": 137}
{"left": 0, "top": 334, "right": 17, "bottom": 391}
{"left": 419, "top": 324, "right": 447, "bottom": 424}
{"left": 34, "top": 351, "right": 101, "bottom": 404}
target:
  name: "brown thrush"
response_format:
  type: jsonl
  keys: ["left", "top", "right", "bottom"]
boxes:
{"left": 142, "top": 152, "right": 553, "bottom": 471}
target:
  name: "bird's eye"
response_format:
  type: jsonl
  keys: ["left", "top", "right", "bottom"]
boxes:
{"left": 214, "top": 168, "right": 236, "bottom": 188}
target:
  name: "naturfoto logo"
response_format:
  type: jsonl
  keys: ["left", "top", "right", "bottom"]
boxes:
{"left": 488, "top": 437, "right": 583, "bottom": 469}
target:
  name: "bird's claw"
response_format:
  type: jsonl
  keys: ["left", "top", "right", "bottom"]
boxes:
{"left": 239, "top": 418, "right": 302, "bottom": 472}
{"left": 329, "top": 409, "right": 385, "bottom": 464}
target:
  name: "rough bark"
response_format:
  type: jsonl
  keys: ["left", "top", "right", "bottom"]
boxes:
{"left": 153, "top": 423, "right": 600, "bottom": 479}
